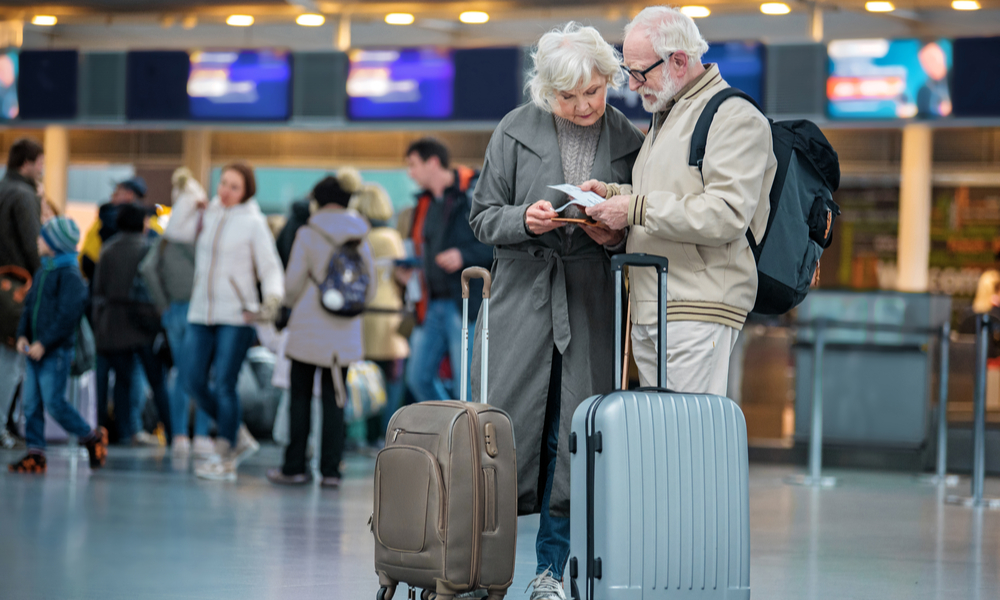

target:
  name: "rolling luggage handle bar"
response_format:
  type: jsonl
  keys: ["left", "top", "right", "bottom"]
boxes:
{"left": 610, "top": 254, "right": 668, "bottom": 389}
{"left": 461, "top": 267, "right": 492, "bottom": 404}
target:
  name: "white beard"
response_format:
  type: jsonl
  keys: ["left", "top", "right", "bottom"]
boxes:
{"left": 639, "top": 74, "right": 684, "bottom": 113}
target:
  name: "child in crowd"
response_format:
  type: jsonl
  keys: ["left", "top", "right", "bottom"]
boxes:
{"left": 8, "top": 216, "right": 108, "bottom": 474}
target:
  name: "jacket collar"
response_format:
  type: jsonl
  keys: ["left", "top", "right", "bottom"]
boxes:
{"left": 680, "top": 63, "right": 722, "bottom": 102}
{"left": 504, "top": 103, "right": 641, "bottom": 164}
{"left": 3, "top": 170, "right": 38, "bottom": 191}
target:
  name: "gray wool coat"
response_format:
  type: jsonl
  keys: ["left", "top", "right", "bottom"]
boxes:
{"left": 469, "top": 103, "right": 645, "bottom": 518}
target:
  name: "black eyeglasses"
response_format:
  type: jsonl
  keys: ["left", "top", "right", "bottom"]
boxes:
{"left": 620, "top": 53, "right": 673, "bottom": 84}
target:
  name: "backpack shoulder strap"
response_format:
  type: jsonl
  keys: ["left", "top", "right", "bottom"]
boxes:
{"left": 688, "top": 88, "right": 764, "bottom": 171}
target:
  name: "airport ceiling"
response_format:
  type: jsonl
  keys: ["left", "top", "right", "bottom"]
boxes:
{"left": 2, "top": 0, "right": 998, "bottom": 49}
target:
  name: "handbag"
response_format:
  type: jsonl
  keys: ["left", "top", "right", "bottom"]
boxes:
{"left": 343, "top": 361, "right": 387, "bottom": 423}
{"left": 71, "top": 317, "right": 96, "bottom": 376}
{"left": 0, "top": 266, "right": 32, "bottom": 348}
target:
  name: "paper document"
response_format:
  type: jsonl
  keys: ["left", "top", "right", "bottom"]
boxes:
{"left": 548, "top": 184, "right": 607, "bottom": 212}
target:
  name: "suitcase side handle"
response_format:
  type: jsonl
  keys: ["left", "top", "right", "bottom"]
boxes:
{"left": 460, "top": 267, "right": 491, "bottom": 403}
{"left": 613, "top": 253, "right": 668, "bottom": 389}
{"left": 461, "top": 267, "right": 492, "bottom": 299}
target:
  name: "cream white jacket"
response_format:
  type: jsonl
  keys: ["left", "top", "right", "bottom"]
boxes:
{"left": 607, "top": 65, "right": 776, "bottom": 330}
{"left": 171, "top": 196, "right": 284, "bottom": 326}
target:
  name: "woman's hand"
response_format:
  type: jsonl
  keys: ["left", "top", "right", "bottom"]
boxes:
{"left": 525, "top": 200, "right": 564, "bottom": 235}
{"left": 581, "top": 223, "right": 625, "bottom": 247}
{"left": 579, "top": 180, "right": 608, "bottom": 198}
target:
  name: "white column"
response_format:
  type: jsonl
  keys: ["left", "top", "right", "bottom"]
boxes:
{"left": 43, "top": 125, "right": 69, "bottom": 212}
{"left": 896, "top": 123, "right": 933, "bottom": 292}
{"left": 336, "top": 15, "right": 351, "bottom": 52}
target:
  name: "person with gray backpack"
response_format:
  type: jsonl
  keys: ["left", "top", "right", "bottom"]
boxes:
{"left": 267, "top": 170, "right": 377, "bottom": 487}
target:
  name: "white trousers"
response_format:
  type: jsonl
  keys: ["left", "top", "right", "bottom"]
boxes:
{"left": 631, "top": 321, "right": 739, "bottom": 397}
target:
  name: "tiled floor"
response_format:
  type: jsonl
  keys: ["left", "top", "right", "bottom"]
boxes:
{"left": 1, "top": 444, "right": 999, "bottom": 600}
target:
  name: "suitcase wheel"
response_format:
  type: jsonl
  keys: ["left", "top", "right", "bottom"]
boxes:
{"left": 378, "top": 586, "right": 396, "bottom": 600}
{"left": 420, "top": 589, "right": 435, "bottom": 600}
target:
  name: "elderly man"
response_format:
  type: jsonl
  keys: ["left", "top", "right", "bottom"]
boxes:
{"left": 585, "top": 6, "right": 776, "bottom": 395}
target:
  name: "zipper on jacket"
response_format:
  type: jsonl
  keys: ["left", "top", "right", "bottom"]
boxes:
{"left": 30, "top": 268, "right": 50, "bottom": 342}
{"left": 205, "top": 212, "right": 229, "bottom": 324}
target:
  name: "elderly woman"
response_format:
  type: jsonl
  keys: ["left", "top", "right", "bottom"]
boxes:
{"left": 469, "top": 22, "right": 644, "bottom": 600}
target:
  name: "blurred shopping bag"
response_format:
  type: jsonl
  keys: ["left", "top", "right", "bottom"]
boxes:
{"left": 344, "top": 361, "right": 386, "bottom": 423}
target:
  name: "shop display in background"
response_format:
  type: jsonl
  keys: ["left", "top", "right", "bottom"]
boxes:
{"left": 827, "top": 185, "right": 1000, "bottom": 323}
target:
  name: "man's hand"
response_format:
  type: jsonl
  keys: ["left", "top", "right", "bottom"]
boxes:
{"left": 435, "top": 248, "right": 464, "bottom": 274}
{"left": 525, "top": 200, "right": 564, "bottom": 235}
{"left": 16, "top": 337, "right": 29, "bottom": 355}
{"left": 581, "top": 223, "right": 625, "bottom": 247}
{"left": 27, "top": 342, "right": 45, "bottom": 361}
{"left": 579, "top": 180, "right": 608, "bottom": 198}
{"left": 586, "top": 195, "right": 631, "bottom": 231}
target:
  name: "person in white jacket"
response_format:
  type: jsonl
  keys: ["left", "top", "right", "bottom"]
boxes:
{"left": 169, "top": 162, "right": 284, "bottom": 481}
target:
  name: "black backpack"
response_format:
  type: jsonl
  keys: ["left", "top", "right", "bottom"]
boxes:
{"left": 309, "top": 224, "right": 371, "bottom": 318}
{"left": 690, "top": 88, "right": 841, "bottom": 315}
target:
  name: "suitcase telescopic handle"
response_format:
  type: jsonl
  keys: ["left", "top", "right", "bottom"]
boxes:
{"left": 612, "top": 253, "right": 668, "bottom": 389}
{"left": 461, "top": 267, "right": 492, "bottom": 299}
{"left": 460, "top": 267, "right": 491, "bottom": 404}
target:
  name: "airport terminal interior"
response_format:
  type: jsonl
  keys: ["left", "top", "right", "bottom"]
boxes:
{"left": 1, "top": 0, "right": 1000, "bottom": 599}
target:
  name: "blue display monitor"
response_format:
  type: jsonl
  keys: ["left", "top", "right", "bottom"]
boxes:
{"left": 827, "top": 38, "right": 953, "bottom": 120}
{"left": 188, "top": 49, "right": 291, "bottom": 121}
{"left": 347, "top": 49, "right": 454, "bottom": 120}
{"left": 0, "top": 48, "right": 18, "bottom": 120}
{"left": 608, "top": 41, "right": 765, "bottom": 122}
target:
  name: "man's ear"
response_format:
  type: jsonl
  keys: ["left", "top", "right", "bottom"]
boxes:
{"left": 673, "top": 52, "right": 689, "bottom": 74}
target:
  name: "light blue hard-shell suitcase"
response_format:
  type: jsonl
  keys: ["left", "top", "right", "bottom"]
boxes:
{"left": 568, "top": 254, "right": 751, "bottom": 600}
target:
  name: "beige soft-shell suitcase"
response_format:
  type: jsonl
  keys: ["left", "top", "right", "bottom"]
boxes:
{"left": 372, "top": 268, "right": 518, "bottom": 600}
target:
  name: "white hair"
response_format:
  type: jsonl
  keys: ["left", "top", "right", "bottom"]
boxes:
{"left": 527, "top": 22, "right": 625, "bottom": 112}
{"left": 624, "top": 6, "right": 710, "bottom": 64}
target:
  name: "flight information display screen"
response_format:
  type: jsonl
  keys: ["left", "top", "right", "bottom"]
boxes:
{"left": 188, "top": 49, "right": 292, "bottom": 120}
{"left": 347, "top": 48, "right": 454, "bottom": 120}
{"left": 827, "top": 38, "right": 953, "bottom": 120}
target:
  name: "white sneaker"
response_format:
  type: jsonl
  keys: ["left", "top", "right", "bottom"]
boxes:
{"left": 192, "top": 436, "right": 215, "bottom": 457}
{"left": 526, "top": 570, "right": 566, "bottom": 600}
{"left": 133, "top": 431, "right": 162, "bottom": 447}
{"left": 195, "top": 454, "right": 237, "bottom": 482}
{"left": 234, "top": 424, "right": 259, "bottom": 466}
{"left": 172, "top": 435, "right": 191, "bottom": 456}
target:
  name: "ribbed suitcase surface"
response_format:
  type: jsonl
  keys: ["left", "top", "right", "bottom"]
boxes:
{"left": 569, "top": 391, "right": 750, "bottom": 600}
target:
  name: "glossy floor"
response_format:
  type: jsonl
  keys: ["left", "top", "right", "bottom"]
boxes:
{"left": 1, "top": 445, "right": 998, "bottom": 600}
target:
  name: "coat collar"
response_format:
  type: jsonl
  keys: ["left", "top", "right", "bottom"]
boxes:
{"left": 3, "top": 170, "right": 38, "bottom": 191}
{"left": 503, "top": 103, "right": 643, "bottom": 165}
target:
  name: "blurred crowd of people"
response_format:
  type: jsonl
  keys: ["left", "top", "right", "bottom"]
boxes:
{"left": 0, "top": 134, "right": 492, "bottom": 484}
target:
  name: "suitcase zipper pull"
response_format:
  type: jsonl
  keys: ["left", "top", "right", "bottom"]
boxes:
{"left": 392, "top": 428, "right": 404, "bottom": 442}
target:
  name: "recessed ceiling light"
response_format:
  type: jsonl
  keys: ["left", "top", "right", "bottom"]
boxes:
{"left": 385, "top": 13, "right": 415, "bottom": 25}
{"left": 459, "top": 11, "right": 490, "bottom": 24}
{"left": 296, "top": 14, "right": 325, "bottom": 26}
{"left": 226, "top": 15, "right": 254, "bottom": 27}
{"left": 31, "top": 15, "right": 58, "bottom": 26}
{"left": 681, "top": 6, "right": 712, "bottom": 18}
{"left": 865, "top": 1, "right": 896, "bottom": 12}
{"left": 952, "top": 0, "right": 981, "bottom": 9}
{"left": 760, "top": 3, "right": 791, "bottom": 15}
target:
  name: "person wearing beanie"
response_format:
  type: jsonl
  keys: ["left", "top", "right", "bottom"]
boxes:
{"left": 91, "top": 203, "right": 173, "bottom": 447}
{"left": 80, "top": 175, "right": 156, "bottom": 282}
{"left": 10, "top": 217, "right": 108, "bottom": 473}
{"left": 267, "top": 169, "right": 376, "bottom": 487}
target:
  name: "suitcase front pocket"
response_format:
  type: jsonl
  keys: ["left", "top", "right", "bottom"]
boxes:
{"left": 375, "top": 446, "right": 446, "bottom": 553}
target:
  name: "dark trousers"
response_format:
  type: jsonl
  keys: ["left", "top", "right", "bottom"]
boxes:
{"left": 284, "top": 360, "right": 348, "bottom": 478}
{"left": 102, "top": 348, "right": 173, "bottom": 444}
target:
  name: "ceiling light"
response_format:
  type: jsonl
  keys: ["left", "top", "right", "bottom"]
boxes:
{"left": 31, "top": 15, "right": 58, "bottom": 26}
{"left": 226, "top": 15, "right": 254, "bottom": 27}
{"left": 460, "top": 11, "right": 490, "bottom": 24}
{"left": 385, "top": 13, "right": 415, "bottom": 25}
{"left": 952, "top": 0, "right": 981, "bottom": 9}
{"left": 681, "top": 6, "right": 712, "bottom": 18}
{"left": 760, "top": 3, "right": 791, "bottom": 15}
{"left": 865, "top": 1, "right": 895, "bottom": 11}
{"left": 297, "top": 14, "right": 326, "bottom": 26}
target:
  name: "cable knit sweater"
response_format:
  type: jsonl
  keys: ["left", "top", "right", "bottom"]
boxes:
{"left": 554, "top": 115, "right": 603, "bottom": 246}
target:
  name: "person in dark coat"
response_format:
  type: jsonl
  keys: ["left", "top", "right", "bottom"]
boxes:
{"left": 276, "top": 197, "right": 313, "bottom": 268}
{"left": 0, "top": 138, "right": 44, "bottom": 449}
{"left": 91, "top": 204, "right": 172, "bottom": 446}
{"left": 401, "top": 138, "right": 494, "bottom": 402}
{"left": 8, "top": 217, "right": 108, "bottom": 474}
{"left": 468, "top": 23, "right": 645, "bottom": 599}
